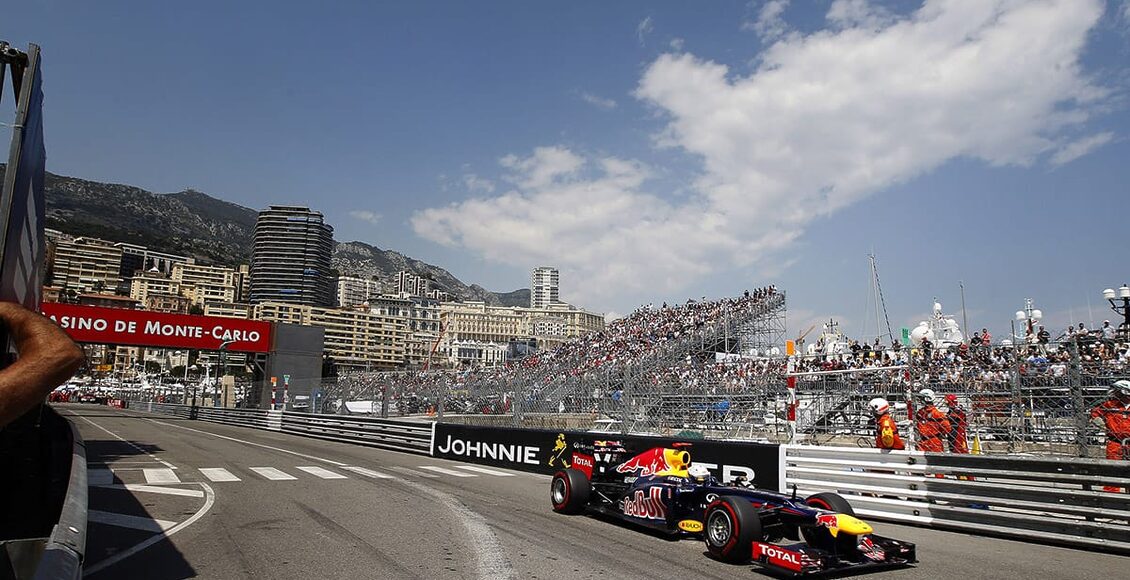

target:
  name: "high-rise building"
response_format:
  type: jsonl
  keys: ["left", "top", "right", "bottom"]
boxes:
{"left": 531, "top": 266, "right": 560, "bottom": 309}
{"left": 394, "top": 270, "right": 435, "bottom": 297}
{"left": 249, "top": 206, "right": 335, "bottom": 306}
{"left": 336, "top": 276, "right": 383, "bottom": 307}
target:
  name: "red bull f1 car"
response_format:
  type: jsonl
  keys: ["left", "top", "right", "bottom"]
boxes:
{"left": 550, "top": 441, "right": 916, "bottom": 576}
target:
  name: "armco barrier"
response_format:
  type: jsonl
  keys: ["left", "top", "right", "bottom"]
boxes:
{"left": 783, "top": 445, "right": 1130, "bottom": 554}
{"left": 281, "top": 414, "right": 432, "bottom": 454}
{"left": 142, "top": 403, "right": 431, "bottom": 455}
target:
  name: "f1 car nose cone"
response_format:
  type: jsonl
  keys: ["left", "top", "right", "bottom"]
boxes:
{"left": 836, "top": 514, "right": 873, "bottom": 536}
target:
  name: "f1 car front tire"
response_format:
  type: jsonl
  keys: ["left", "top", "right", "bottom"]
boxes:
{"left": 550, "top": 469, "right": 590, "bottom": 514}
{"left": 704, "top": 496, "right": 762, "bottom": 564}
{"left": 802, "top": 492, "right": 857, "bottom": 551}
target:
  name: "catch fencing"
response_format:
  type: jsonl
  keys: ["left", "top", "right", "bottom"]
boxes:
{"left": 315, "top": 340, "right": 1126, "bottom": 458}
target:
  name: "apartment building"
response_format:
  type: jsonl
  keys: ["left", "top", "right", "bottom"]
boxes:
{"left": 203, "top": 302, "right": 253, "bottom": 319}
{"left": 130, "top": 269, "right": 181, "bottom": 303}
{"left": 336, "top": 276, "right": 383, "bottom": 307}
{"left": 49, "top": 236, "right": 123, "bottom": 295}
{"left": 253, "top": 301, "right": 407, "bottom": 370}
{"left": 172, "top": 262, "right": 238, "bottom": 306}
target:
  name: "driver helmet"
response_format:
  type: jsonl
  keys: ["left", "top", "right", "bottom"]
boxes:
{"left": 944, "top": 393, "right": 958, "bottom": 406}
{"left": 687, "top": 463, "right": 711, "bottom": 484}
{"left": 868, "top": 397, "right": 890, "bottom": 416}
{"left": 918, "top": 388, "right": 936, "bottom": 405}
{"left": 1112, "top": 379, "right": 1130, "bottom": 398}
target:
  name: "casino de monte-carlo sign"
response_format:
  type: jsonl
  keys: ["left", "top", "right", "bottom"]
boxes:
{"left": 40, "top": 303, "right": 272, "bottom": 353}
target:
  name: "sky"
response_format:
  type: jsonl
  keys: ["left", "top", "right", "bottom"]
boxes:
{"left": 5, "top": 0, "right": 1130, "bottom": 342}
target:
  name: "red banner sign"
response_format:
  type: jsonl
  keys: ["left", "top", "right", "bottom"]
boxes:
{"left": 40, "top": 303, "right": 272, "bottom": 353}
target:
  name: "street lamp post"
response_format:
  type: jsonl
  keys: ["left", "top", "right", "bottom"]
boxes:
{"left": 1102, "top": 285, "right": 1130, "bottom": 341}
{"left": 1014, "top": 298, "right": 1042, "bottom": 348}
{"left": 214, "top": 340, "right": 235, "bottom": 407}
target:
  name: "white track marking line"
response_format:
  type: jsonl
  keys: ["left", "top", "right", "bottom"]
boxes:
{"left": 199, "top": 468, "right": 241, "bottom": 482}
{"left": 88, "top": 469, "right": 114, "bottom": 486}
{"left": 454, "top": 465, "right": 516, "bottom": 477}
{"left": 388, "top": 466, "right": 438, "bottom": 478}
{"left": 87, "top": 510, "right": 177, "bottom": 533}
{"left": 72, "top": 414, "right": 177, "bottom": 469}
{"left": 340, "top": 466, "right": 395, "bottom": 479}
{"left": 419, "top": 466, "right": 475, "bottom": 478}
{"left": 95, "top": 484, "right": 203, "bottom": 498}
{"left": 296, "top": 466, "right": 347, "bottom": 479}
{"left": 406, "top": 484, "right": 515, "bottom": 579}
{"left": 143, "top": 469, "right": 180, "bottom": 484}
{"left": 250, "top": 467, "right": 297, "bottom": 481}
{"left": 146, "top": 418, "right": 347, "bottom": 466}
{"left": 84, "top": 482, "right": 216, "bottom": 577}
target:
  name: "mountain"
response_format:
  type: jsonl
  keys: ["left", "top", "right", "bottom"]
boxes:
{"left": 333, "top": 241, "right": 531, "bottom": 307}
{"left": 0, "top": 166, "right": 528, "bottom": 305}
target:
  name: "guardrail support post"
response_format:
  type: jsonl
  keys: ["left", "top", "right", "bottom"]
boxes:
{"left": 1009, "top": 347, "right": 1023, "bottom": 454}
{"left": 1067, "top": 341, "right": 1088, "bottom": 458}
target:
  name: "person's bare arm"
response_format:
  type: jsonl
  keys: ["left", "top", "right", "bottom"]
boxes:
{"left": 0, "top": 301, "right": 85, "bottom": 427}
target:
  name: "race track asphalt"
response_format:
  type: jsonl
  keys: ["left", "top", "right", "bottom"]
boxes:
{"left": 56, "top": 404, "right": 1127, "bottom": 579}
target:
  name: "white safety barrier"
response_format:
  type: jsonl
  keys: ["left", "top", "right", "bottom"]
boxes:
{"left": 783, "top": 445, "right": 1130, "bottom": 554}
{"left": 142, "top": 403, "right": 432, "bottom": 455}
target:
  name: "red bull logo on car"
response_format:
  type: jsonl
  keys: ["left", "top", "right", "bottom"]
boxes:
{"left": 615, "top": 447, "right": 670, "bottom": 476}
{"left": 621, "top": 487, "right": 667, "bottom": 520}
{"left": 615, "top": 447, "right": 691, "bottom": 477}
{"left": 816, "top": 514, "right": 838, "bottom": 529}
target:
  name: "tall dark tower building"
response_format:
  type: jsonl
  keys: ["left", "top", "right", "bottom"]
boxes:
{"left": 249, "top": 206, "right": 335, "bottom": 306}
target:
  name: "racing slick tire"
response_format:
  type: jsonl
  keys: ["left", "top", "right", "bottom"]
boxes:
{"left": 804, "top": 492, "right": 855, "bottom": 515}
{"left": 802, "top": 492, "right": 857, "bottom": 551}
{"left": 551, "top": 469, "right": 590, "bottom": 514}
{"left": 704, "top": 496, "right": 762, "bottom": 564}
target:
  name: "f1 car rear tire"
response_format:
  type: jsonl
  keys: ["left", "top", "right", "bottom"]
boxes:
{"left": 551, "top": 469, "right": 590, "bottom": 514}
{"left": 704, "top": 496, "right": 762, "bottom": 564}
{"left": 802, "top": 492, "right": 856, "bottom": 551}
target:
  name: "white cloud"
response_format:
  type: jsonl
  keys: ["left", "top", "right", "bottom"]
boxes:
{"left": 413, "top": 0, "right": 1109, "bottom": 311}
{"left": 462, "top": 173, "right": 496, "bottom": 192}
{"left": 349, "top": 210, "right": 381, "bottom": 225}
{"left": 579, "top": 91, "right": 617, "bottom": 110}
{"left": 499, "top": 146, "right": 585, "bottom": 189}
{"left": 637, "top": 16, "right": 654, "bottom": 46}
{"left": 1050, "top": 131, "right": 1114, "bottom": 165}
{"left": 826, "top": 0, "right": 894, "bottom": 30}
{"left": 743, "top": 0, "right": 791, "bottom": 40}
{"left": 669, "top": 37, "right": 685, "bottom": 51}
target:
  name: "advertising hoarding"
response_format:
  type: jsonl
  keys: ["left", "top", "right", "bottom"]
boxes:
{"left": 40, "top": 302, "right": 272, "bottom": 353}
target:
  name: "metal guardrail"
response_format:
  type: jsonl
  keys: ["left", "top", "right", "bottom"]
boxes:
{"left": 281, "top": 414, "right": 432, "bottom": 454}
{"left": 783, "top": 445, "right": 1130, "bottom": 554}
{"left": 141, "top": 404, "right": 432, "bottom": 456}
